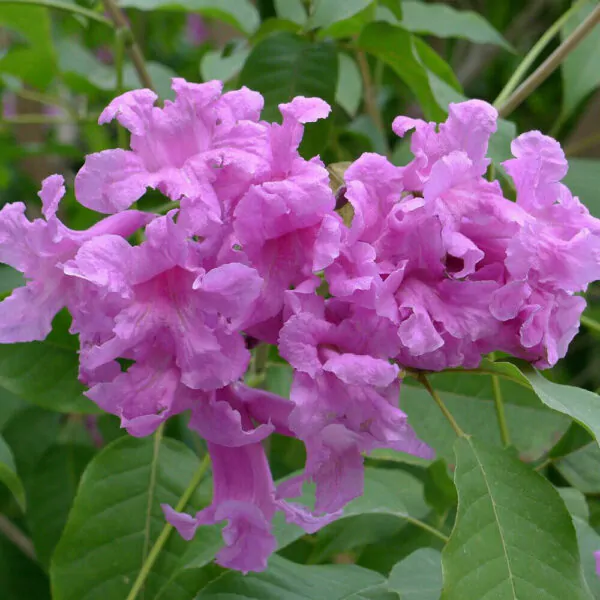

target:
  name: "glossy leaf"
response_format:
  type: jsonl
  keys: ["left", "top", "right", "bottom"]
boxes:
{"left": 119, "top": 0, "right": 260, "bottom": 35}
{"left": 387, "top": 548, "right": 443, "bottom": 600}
{"left": 195, "top": 554, "right": 386, "bottom": 599}
{"left": 27, "top": 444, "right": 95, "bottom": 568}
{"left": 0, "top": 434, "right": 25, "bottom": 511}
{"left": 561, "top": 2, "right": 600, "bottom": 119}
{"left": 50, "top": 436, "right": 217, "bottom": 600}
{"left": 239, "top": 32, "right": 338, "bottom": 122}
{"left": 442, "top": 437, "right": 590, "bottom": 600}
{"left": 401, "top": 1, "right": 512, "bottom": 50}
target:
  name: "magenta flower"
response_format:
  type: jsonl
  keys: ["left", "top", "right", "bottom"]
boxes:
{"left": 0, "top": 175, "right": 150, "bottom": 343}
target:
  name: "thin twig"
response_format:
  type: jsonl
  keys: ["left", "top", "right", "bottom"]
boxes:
{"left": 496, "top": 3, "right": 600, "bottom": 118}
{"left": 101, "top": 0, "right": 154, "bottom": 90}
{"left": 581, "top": 314, "right": 600, "bottom": 335}
{"left": 355, "top": 49, "right": 389, "bottom": 156}
{"left": 0, "top": 515, "right": 36, "bottom": 561}
{"left": 417, "top": 373, "right": 465, "bottom": 438}
{"left": 493, "top": 0, "right": 591, "bottom": 108}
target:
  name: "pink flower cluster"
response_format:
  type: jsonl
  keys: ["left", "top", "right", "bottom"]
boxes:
{"left": 0, "top": 79, "right": 598, "bottom": 573}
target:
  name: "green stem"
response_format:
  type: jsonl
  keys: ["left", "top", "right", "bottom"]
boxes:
{"left": 404, "top": 515, "right": 450, "bottom": 543}
{"left": 491, "top": 363, "right": 511, "bottom": 447}
{"left": 0, "top": 0, "right": 112, "bottom": 26}
{"left": 125, "top": 453, "right": 212, "bottom": 600}
{"left": 581, "top": 314, "right": 600, "bottom": 335}
{"left": 355, "top": 48, "right": 390, "bottom": 157}
{"left": 493, "top": 0, "right": 590, "bottom": 108}
{"left": 114, "top": 27, "right": 127, "bottom": 148}
{"left": 495, "top": 2, "right": 600, "bottom": 118}
{"left": 417, "top": 373, "right": 465, "bottom": 438}
{"left": 102, "top": 0, "right": 154, "bottom": 90}
{"left": 1, "top": 115, "right": 96, "bottom": 124}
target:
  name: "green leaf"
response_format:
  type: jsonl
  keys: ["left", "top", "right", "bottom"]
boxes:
{"left": 200, "top": 46, "right": 249, "bottom": 83}
{"left": 239, "top": 32, "right": 338, "bottom": 122}
{"left": 387, "top": 548, "right": 443, "bottom": 600}
{"left": 0, "top": 340, "right": 99, "bottom": 414}
{"left": 336, "top": 52, "right": 363, "bottom": 117}
{"left": 274, "top": 0, "right": 306, "bottom": 25}
{"left": 27, "top": 444, "right": 95, "bottom": 568}
{"left": 517, "top": 362, "right": 600, "bottom": 451}
{"left": 401, "top": 1, "right": 512, "bottom": 51}
{"left": 402, "top": 371, "right": 569, "bottom": 463}
{"left": 442, "top": 437, "right": 591, "bottom": 600}
{"left": 563, "top": 158, "right": 600, "bottom": 218}
{"left": 307, "top": 0, "right": 373, "bottom": 31}
{"left": 0, "top": 6, "right": 57, "bottom": 89}
{"left": 572, "top": 515, "right": 600, "bottom": 597}
{"left": 251, "top": 18, "right": 303, "bottom": 44}
{"left": 0, "top": 434, "right": 25, "bottom": 511}
{"left": 561, "top": 2, "right": 600, "bottom": 119}
{"left": 424, "top": 459, "right": 457, "bottom": 515}
{"left": 50, "top": 436, "right": 217, "bottom": 600}
{"left": 196, "top": 554, "right": 386, "bottom": 599}
{"left": 0, "top": 534, "right": 50, "bottom": 600}
{"left": 273, "top": 467, "right": 430, "bottom": 554}
{"left": 555, "top": 443, "right": 600, "bottom": 494}
{"left": 358, "top": 22, "right": 446, "bottom": 120}
{"left": 118, "top": 0, "right": 260, "bottom": 35}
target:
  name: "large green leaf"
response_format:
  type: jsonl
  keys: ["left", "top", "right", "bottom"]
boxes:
{"left": 274, "top": 0, "right": 306, "bottom": 25}
{"left": 118, "top": 0, "right": 260, "bottom": 35}
{"left": 442, "top": 437, "right": 591, "bottom": 599}
{"left": 561, "top": 2, "right": 600, "bottom": 119}
{"left": 50, "top": 436, "right": 218, "bottom": 600}
{"left": 239, "top": 32, "right": 338, "bottom": 122}
{"left": 27, "top": 444, "right": 95, "bottom": 568}
{"left": 358, "top": 22, "right": 447, "bottom": 120}
{"left": 563, "top": 158, "right": 600, "bottom": 218}
{"left": 401, "top": 1, "right": 512, "bottom": 50}
{"left": 402, "top": 371, "right": 568, "bottom": 462}
{"left": 195, "top": 554, "right": 386, "bottom": 599}
{"left": 0, "top": 434, "right": 25, "bottom": 511}
{"left": 0, "top": 340, "right": 99, "bottom": 414}
{"left": 387, "top": 548, "right": 442, "bottom": 600}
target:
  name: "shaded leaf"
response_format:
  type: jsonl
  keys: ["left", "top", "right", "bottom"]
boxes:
{"left": 27, "top": 444, "right": 95, "bottom": 568}
{"left": 555, "top": 443, "right": 600, "bottom": 494}
{"left": 358, "top": 22, "right": 446, "bottom": 120}
{"left": 563, "top": 158, "right": 600, "bottom": 218}
{"left": 0, "top": 534, "right": 50, "bottom": 600}
{"left": 387, "top": 548, "right": 443, "bottom": 600}
{"left": 402, "top": 371, "right": 568, "bottom": 463}
{"left": 196, "top": 554, "right": 386, "bottom": 599}
{"left": 442, "top": 436, "right": 590, "bottom": 599}
{"left": 0, "top": 434, "right": 25, "bottom": 511}
{"left": 274, "top": 0, "right": 306, "bottom": 25}
{"left": 239, "top": 32, "right": 338, "bottom": 121}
